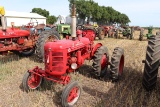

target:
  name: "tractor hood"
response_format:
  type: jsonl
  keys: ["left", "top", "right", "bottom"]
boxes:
{"left": 0, "top": 28, "right": 30, "bottom": 39}
{"left": 45, "top": 37, "right": 90, "bottom": 52}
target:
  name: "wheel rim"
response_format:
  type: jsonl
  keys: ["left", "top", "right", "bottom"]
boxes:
{"left": 119, "top": 55, "right": 124, "bottom": 75}
{"left": 45, "top": 35, "right": 58, "bottom": 43}
{"left": 101, "top": 54, "right": 107, "bottom": 69}
{"left": 67, "top": 86, "right": 80, "bottom": 105}
{"left": 27, "top": 74, "right": 42, "bottom": 89}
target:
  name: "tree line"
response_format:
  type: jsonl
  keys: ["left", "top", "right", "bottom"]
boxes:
{"left": 31, "top": 8, "right": 57, "bottom": 24}
{"left": 31, "top": 0, "right": 131, "bottom": 25}
{"left": 69, "top": 0, "right": 130, "bottom": 25}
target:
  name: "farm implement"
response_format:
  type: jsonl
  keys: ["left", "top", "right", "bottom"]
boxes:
{"left": 56, "top": 24, "right": 71, "bottom": 39}
{"left": 77, "top": 23, "right": 105, "bottom": 40}
{"left": 115, "top": 26, "right": 134, "bottom": 40}
{"left": 139, "top": 26, "right": 153, "bottom": 41}
{"left": 100, "top": 25, "right": 116, "bottom": 38}
{"left": 0, "top": 6, "right": 60, "bottom": 58}
{"left": 22, "top": 2, "right": 125, "bottom": 107}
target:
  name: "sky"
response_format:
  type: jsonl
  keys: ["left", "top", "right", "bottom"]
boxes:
{"left": 0, "top": 0, "right": 160, "bottom": 27}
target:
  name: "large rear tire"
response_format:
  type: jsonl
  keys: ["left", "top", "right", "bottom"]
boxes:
{"left": 92, "top": 46, "right": 109, "bottom": 77}
{"left": 98, "top": 27, "right": 105, "bottom": 40}
{"left": 108, "top": 29, "right": 112, "bottom": 38}
{"left": 142, "top": 35, "right": 160, "bottom": 91}
{"left": 115, "top": 29, "right": 118, "bottom": 39}
{"left": 139, "top": 29, "right": 144, "bottom": 41}
{"left": 20, "top": 48, "right": 35, "bottom": 56}
{"left": 36, "top": 30, "right": 60, "bottom": 61}
{"left": 110, "top": 47, "right": 124, "bottom": 81}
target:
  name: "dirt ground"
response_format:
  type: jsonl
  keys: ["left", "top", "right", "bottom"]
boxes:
{"left": 0, "top": 29, "right": 160, "bottom": 107}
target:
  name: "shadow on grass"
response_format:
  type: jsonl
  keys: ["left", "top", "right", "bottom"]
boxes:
{"left": 81, "top": 66, "right": 160, "bottom": 107}
{"left": 28, "top": 54, "right": 43, "bottom": 63}
{"left": 17, "top": 64, "right": 160, "bottom": 107}
{"left": 0, "top": 54, "right": 22, "bottom": 65}
{"left": 0, "top": 53, "right": 43, "bottom": 66}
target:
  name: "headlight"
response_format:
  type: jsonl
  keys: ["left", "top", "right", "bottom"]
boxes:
{"left": 71, "top": 63, "right": 77, "bottom": 70}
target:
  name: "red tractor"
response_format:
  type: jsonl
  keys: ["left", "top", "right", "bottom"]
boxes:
{"left": 100, "top": 25, "right": 116, "bottom": 38}
{"left": 22, "top": 3, "right": 125, "bottom": 107}
{"left": 0, "top": 6, "right": 60, "bottom": 57}
{"left": 76, "top": 24, "right": 105, "bottom": 40}
{"left": 142, "top": 34, "right": 160, "bottom": 91}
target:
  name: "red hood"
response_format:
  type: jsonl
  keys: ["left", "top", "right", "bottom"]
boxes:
{"left": 45, "top": 37, "right": 90, "bottom": 51}
{"left": 0, "top": 28, "right": 30, "bottom": 39}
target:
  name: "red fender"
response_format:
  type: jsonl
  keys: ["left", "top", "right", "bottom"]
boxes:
{"left": 91, "top": 43, "right": 102, "bottom": 57}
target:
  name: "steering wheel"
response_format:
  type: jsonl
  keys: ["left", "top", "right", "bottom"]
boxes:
{"left": 76, "top": 24, "right": 85, "bottom": 30}
{"left": 29, "top": 18, "right": 38, "bottom": 27}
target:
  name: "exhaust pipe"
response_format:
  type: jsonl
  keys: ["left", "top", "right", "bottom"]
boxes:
{"left": 1, "top": 16, "right": 6, "bottom": 31}
{"left": 71, "top": 1, "right": 76, "bottom": 40}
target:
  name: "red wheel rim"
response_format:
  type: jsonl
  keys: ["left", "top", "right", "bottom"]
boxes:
{"left": 101, "top": 54, "right": 107, "bottom": 69}
{"left": 119, "top": 55, "right": 124, "bottom": 75}
{"left": 67, "top": 87, "right": 79, "bottom": 104}
{"left": 27, "top": 74, "right": 42, "bottom": 89}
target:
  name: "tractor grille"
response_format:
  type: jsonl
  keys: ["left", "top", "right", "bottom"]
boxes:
{"left": 52, "top": 52, "right": 64, "bottom": 72}
{"left": 45, "top": 49, "right": 67, "bottom": 75}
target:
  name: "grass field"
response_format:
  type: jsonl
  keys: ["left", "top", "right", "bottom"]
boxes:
{"left": 0, "top": 29, "right": 160, "bottom": 107}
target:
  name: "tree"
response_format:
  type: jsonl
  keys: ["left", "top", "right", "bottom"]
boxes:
{"left": 68, "top": 0, "right": 131, "bottom": 25}
{"left": 31, "top": 8, "right": 49, "bottom": 18}
{"left": 47, "top": 15, "right": 57, "bottom": 24}
{"left": 31, "top": 8, "right": 57, "bottom": 24}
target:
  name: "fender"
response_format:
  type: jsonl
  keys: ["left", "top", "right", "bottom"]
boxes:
{"left": 91, "top": 43, "right": 102, "bottom": 57}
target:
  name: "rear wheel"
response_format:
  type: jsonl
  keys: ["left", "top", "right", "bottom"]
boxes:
{"left": 129, "top": 33, "right": 133, "bottom": 40}
{"left": 20, "top": 48, "right": 35, "bottom": 56}
{"left": 98, "top": 27, "right": 105, "bottom": 40}
{"left": 61, "top": 81, "right": 81, "bottom": 107}
{"left": 115, "top": 29, "right": 118, "bottom": 39}
{"left": 92, "top": 46, "right": 109, "bottom": 77}
{"left": 108, "top": 29, "right": 111, "bottom": 37}
{"left": 139, "top": 29, "right": 144, "bottom": 41}
{"left": 36, "top": 30, "right": 60, "bottom": 61}
{"left": 156, "top": 32, "right": 160, "bottom": 35}
{"left": 142, "top": 35, "right": 160, "bottom": 91}
{"left": 110, "top": 47, "right": 124, "bottom": 81}
{"left": 22, "top": 71, "right": 42, "bottom": 92}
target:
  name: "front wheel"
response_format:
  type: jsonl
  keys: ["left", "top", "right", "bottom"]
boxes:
{"left": 22, "top": 71, "right": 42, "bottom": 92}
{"left": 110, "top": 47, "right": 124, "bottom": 81}
{"left": 61, "top": 81, "right": 81, "bottom": 107}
